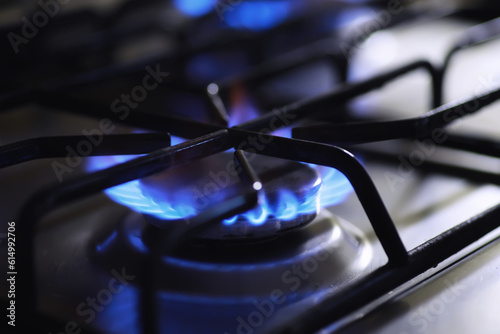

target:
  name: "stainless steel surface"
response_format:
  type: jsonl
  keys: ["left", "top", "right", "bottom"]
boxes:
{"left": 335, "top": 237, "right": 500, "bottom": 334}
{"left": 326, "top": 14, "right": 500, "bottom": 333}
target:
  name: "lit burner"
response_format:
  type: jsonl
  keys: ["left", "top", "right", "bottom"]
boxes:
{"left": 89, "top": 147, "right": 367, "bottom": 333}
{"left": 143, "top": 153, "right": 321, "bottom": 240}
{"left": 173, "top": 0, "right": 215, "bottom": 17}
{"left": 173, "top": 0, "right": 295, "bottom": 30}
{"left": 223, "top": 1, "right": 293, "bottom": 31}
{"left": 87, "top": 151, "right": 354, "bottom": 239}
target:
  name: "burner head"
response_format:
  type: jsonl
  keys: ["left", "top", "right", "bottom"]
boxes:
{"left": 140, "top": 152, "right": 322, "bottom": 240}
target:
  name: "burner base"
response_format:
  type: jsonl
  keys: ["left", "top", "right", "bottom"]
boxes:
{"left": 94, "top": 210, "right": 372, "bottom": 297}
{"left": 91, "top": 209, "right": 372, "bottom": 333}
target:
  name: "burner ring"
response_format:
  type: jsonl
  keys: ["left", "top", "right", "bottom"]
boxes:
{"left": 93, "top": 209, "right": 372, "bottom": 296}
{"left": 140, "top": 152, "right": 322, "bottom": 240}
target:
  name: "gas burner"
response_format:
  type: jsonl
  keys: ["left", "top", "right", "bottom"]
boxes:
{"left": 93, "top": 209, "right": 371, "bottom": 332}
{"left": 141, "top": 153, "right": 322, "bottom": 240}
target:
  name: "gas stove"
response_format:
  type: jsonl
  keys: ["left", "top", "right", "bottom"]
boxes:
{"left": 2, "top": 0, "right": 500, "bottom": 333}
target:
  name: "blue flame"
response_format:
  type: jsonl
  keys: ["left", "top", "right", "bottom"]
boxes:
{"left": 170, "top": 135, "right": 188, "bottom": 146}
{"left": 87, "top": 137, "right": 354, "bottom": 225}
{"left": 225, "top": 1, "right": 292, "bottom": 31}
{"left": 87, "top": 154, "right": 194, "bottom": 220}
{"left": 272, "top": 126, "right": 292, "bottom": 138}
{"left": 275, "top": 190, "right": 299, "bottom": 220}
{"left": 173, "top": 0, "right": 293, "bottom": 29}
{"left": 87, "top": 154, "right": 353, "bottom": 224}
{"left": 173, "top": 0, "right": 216, "bottom": 17}
{"left": 221, "top": 164, "right": 353, "bottom": 226}
{"left": 314, "top": 165, "right": 354, "bottom": 208}
{"left": 222, "top": 186, "right": 319, "bottom": 226}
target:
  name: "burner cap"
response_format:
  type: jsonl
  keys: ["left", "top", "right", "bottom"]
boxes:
{"left": 140, "top": 152, "right": 322, "bottom": 240}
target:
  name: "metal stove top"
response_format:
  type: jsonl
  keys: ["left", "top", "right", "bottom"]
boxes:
{"left": 1, "top": 1, "right": 500, "bottom": 333}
